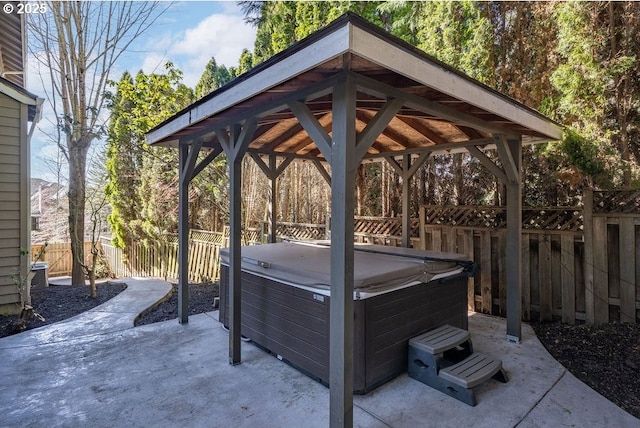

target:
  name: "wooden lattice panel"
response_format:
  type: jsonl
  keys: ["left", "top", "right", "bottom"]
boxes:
{"left": 167, "top": 230, "right": 226, "bottom": 245}
{"left": 422, "top": 205, "right": 583, "bottom": 232}
{"left": 243, "top": 228, "right": 262, "bottom": 245}
{"left": 276, "top": 222, "right": 326, "bottom": 241}
{"left": 423, "top": 206, "right": 505, "bottom": 228}
{"left": 353, "top": 216, "right": 420, "bottom": 237}
{"left": 593, "top": 190, "right": 640, "bottom": 214}
{"left": 522, "top": 208, "right": 583, "bottom": 232}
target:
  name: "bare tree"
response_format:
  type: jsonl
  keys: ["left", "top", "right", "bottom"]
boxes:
{"left": 29, "top": 1, "right": 167, "bottom": 287}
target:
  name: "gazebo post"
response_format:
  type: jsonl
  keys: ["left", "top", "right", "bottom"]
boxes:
{"left": 329, "top": 75, "right": 357, "bottom": 428}
{"left": 401, "top": 154, "right": 411, "bottom": 248}
{"left": 504, "top": 137, "right": 523, "bottom": 342}
{"left": 268, "top": 154, "right": 277, "bottom": 243}
{"left": 249, "top": 153, "right": 294, "bottom": 244}
{"left": 383, "top": 152, "right": 429, "bottom": 248}
{"left": 177, "top": 141, "right": 190, "bottom": 324}
{"left": 218, "top": 120, "right": 258, "bottom": 365}
{"left": 177, "top": 139, "right": 202, "bottom": 324}
{"left": 228, "top": 145, "right": 243, "bottom": 364}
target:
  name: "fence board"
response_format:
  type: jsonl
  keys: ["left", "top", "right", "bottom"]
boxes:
{"left": 432, "top": 228, "right": 442, "bottom": 252}
{"left": 583, "top": 190, "right": 595, "bottom": 323}
{"left": 522, "top": 233, "right": 531, "bottom": 321}
{"left": 498, "top": 230, "right": 506, "bottom": 317}
{"left": 551, "top": 236, "right": 562, "bottom": 317}
{"left": 608, "top": 225, "right": 620, "bottom": 301}
{"left": 620, "top": 218, "right": 636, "bottom": 323}
{"left": 539, "top": 235, "right": 552, "bottom": 321}
{"left": 446, "top": 227, "right": 456, "bottom": 253}
{"left": 561, "top": 234, "right": 576, "bottom": 324}
{"left": 462, "top": 230, "right": 474, "bottom": 311}
{"left": 593, "top": 216, "right": 609, "bottom": 323}
{"left": 480, "top": 230, "right": 491, "bottom": 314}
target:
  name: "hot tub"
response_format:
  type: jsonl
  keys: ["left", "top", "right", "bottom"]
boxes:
{"left": 219, "top": 241, "right": 473, "bottom": 394}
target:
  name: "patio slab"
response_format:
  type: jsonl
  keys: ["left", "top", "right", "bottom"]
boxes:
{"left": 0, "top": 279, "right": 637, "bottom": 427}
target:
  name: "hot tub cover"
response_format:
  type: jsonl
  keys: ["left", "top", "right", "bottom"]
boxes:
{"left": 220, "top": 241, "right": 471, "bottom": 294}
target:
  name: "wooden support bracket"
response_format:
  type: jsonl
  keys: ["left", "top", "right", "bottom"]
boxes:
{"left": 494, "top": 134, "right": 519, "bottom": 184}
{"left": 288, "top": 100, "right": 333, "bottom": 163}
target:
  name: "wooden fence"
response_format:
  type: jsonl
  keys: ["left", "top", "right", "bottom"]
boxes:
{"left": 94, "top": 189, "right": 640, "bottom": 325}
{"left": 100, "top": 231, "right": 225, "bottom": 283}
{"left": 30, "top": 242, "right": 94, "bottom": 277}
{"left": 414, "top": 191, "right": 640, "bottom": 325}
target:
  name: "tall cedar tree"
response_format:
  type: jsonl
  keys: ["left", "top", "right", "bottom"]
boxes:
{"left": 105, "top": 64, "right": 194, "bottom": 249}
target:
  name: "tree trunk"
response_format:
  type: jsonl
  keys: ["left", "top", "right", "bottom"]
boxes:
{"left": 453, "top": 153, "right": 464, "bottom": 205}
{"left": 68, "top": 142, "right": 88, "bottom": 286}
{"left": 88, "top": 242, "right": 98, "bottom": 298}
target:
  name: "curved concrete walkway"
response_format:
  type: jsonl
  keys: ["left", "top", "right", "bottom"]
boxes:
{"left": 0, "top": 278, "right": 637, "bottom": 427}
{"left": 0, "top": 278, "right": 172, "bottom": 347}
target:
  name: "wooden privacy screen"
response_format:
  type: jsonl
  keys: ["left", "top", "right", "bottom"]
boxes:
{"left": 415, "top": 192, "right": 639, "bottom": 325}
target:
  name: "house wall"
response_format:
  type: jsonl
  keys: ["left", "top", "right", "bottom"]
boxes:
{"left": 0, "top": 91, "right": 29, "bottom": 314}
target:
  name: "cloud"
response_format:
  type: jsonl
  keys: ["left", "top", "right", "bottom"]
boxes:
{"left": 122, "top": 3, "right": 258, "bottom": 87}
{"left": 169, "top": 13, "right": 256, "bottom": 87}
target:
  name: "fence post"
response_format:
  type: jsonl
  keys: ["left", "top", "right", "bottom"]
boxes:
{"left": 583, "top": 189, "right": 594, "bottom": 324}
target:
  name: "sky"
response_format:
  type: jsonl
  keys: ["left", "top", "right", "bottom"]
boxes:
{"left": 27, "top": 1, "right": 257, "bottom": 182}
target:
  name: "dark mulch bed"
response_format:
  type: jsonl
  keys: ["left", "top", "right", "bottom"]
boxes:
{"left": 531, "top": 321, "right": 640, "bottom": 419}
{"left": 135, "top": 282, "right": 219, "bottom": 326}
{"left": 0, "top": 282, "right": 127, "bottom": 338}
{"left": 2, "top": 282, "right": 638, "bottom": 419}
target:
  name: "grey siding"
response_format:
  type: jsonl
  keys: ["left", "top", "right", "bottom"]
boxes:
{"left": 0, "top": 92, "right": 27, "bottom": 311}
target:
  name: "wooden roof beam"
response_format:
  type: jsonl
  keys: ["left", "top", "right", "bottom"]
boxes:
{"left": 396, "top": 116, "right": 447, "bottom": 145}
{"left": 362, "top": 136, "right": 494, "bottom": 160}
{"left": 249, "top": 152, "right": 293, "bottom": 180}
{"left": 355, "top": 110, "right": 421, "bottom": 151}
{"left": 261, "top": 122, "right": 306, "bottom": 151}
{"left": 352, "top": 71, "right": 520, "bottom": 138}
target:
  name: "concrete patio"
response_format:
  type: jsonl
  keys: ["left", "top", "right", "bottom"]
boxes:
{"left": 0, "top": 278, "right": 637, "bottom": 427}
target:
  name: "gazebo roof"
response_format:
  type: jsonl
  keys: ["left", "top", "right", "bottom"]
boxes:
{"left": 147, "top": 13, "right": 562, "bottom": 159}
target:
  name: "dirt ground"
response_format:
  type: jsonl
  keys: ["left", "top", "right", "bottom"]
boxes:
{"left": 1, "top": 282, "right": 638, "bottom": 419}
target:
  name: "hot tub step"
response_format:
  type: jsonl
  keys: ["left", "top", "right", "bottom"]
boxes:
{"left": 409, "top": 324, "right": 471, "bottom": 355}
{"left": 408, "top": 327, "right": 508, "bottom": 406}
{"left": 439, "top": 352, "right": 508, "bottom": 389}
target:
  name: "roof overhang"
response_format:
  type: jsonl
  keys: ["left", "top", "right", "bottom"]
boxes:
{"left": 0, "top": 76, "right": 40, "bottom": 121}
{"left": 147, "top": 13, "right": 562, "bottom": 160}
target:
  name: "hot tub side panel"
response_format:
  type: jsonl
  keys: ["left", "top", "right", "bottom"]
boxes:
{"left": 359, "top": 273, "right": 469, "bottom": 392}
{"left": 219, "top": 267, "right": 330, "bottom": 383}
{"left": 219, "top": 266, "right": 468, "bottom": 393}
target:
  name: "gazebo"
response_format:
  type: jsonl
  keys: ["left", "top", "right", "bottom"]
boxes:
{"left": 146, "top": 13, "right": 562, "bottom": 427}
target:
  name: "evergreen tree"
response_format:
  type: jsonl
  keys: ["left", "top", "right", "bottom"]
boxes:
{"left": 105, "top": 63, "right": 194, "bottom": 247}
{"left": 194, "top": 57, "right": 235, "bottom": 99}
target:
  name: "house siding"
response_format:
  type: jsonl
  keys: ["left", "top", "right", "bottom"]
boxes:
{"left": 0, "top": 92, "right": 28, "bottom": 313}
